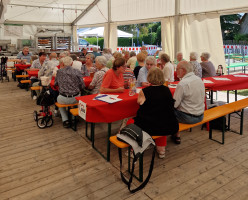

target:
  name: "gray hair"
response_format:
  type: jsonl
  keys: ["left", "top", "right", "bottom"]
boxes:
{"left": 201, "top": 52, "right": 210, "bottom": 60}
{"left": 179, "top": 61, "right": 193, "bottom": 73}
{"left": 92, "top": 47, "right": 98, "bottom": 52}
{"left": 95, "top": 56, "right": 107, "bottom": 67}
{"left": 145, "top": 56, "right": 157, "bottom": 66}
{"left": 176, "top": 52, "right": 183, "bottom": 56}
{"left": 190, "top": 52, "right": 198, "bottom": 60}
{"left": 130, "top": 51, "right": 136, "bottom": 57}
{"left": 23, "top": 46, "right": 29, "bottom": 50}
{"left": 61, "top": 56, "right": 73, "bottom": 67}
{"left": 102, "top": 48, "right": 109, "bottom": 54}
{"left": 63, "top": 51, "right": 70, "bottom": 57}
{"left": 59, "top": 52, "right": 67, "bottom": 58}
{"left": 86, "top": 53, "right": 95, "bottom": 62}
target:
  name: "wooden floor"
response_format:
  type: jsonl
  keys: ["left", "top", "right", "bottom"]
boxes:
{"left": 1, "top": 80, "right": 248, "bottom": 200}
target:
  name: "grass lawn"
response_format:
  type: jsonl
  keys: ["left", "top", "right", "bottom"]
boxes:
{"left": 229, "top": 89, "right": 248, "bottom": 96}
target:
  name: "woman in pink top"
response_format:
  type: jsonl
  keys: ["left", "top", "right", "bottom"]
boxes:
{"left": 100, "top": 57, "right": 126, "bottom": 93}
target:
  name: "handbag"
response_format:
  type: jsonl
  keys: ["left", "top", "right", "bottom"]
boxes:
{"left": 117, "top": 125, "right": 155, "bottom": 193}
{"left": 120, "top": 124, "right": 143, "bottom": 147}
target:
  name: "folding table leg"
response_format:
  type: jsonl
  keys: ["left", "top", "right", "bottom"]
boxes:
{"left": 221, "top": 117, "right": 225, "bottom": 144}
{"left": 228, "top": 114, "right": 231, "bottom": 131}
{"left": 106, "top": 123, "right": 112, "bottom": 161}
{"left": 227, "top": 91, "right": 229, "bottom": 103}
{"left": 235, "top": 90, "right": 237, "bottom": 101}
{"left": 91, "top": 123, "right": 111, "bottom": 162}
{"left": 240, "top": 109, "right": 244, "bottom": 135}
{"left": 210, "top": 90, "right": 214, "bottom": 104}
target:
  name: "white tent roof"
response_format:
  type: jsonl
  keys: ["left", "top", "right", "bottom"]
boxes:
{"left": 1, "top": 0, "right": 248, "bottom": 26}
{"left": 78, "top": 27, "right": 133, "bottom": 38}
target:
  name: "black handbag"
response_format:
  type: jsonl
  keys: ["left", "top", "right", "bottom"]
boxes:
{"left": 120, "top": 124, "right": 143, "bottom": 147}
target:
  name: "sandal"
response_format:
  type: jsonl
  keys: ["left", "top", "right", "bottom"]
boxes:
{"left": 171, "top": 135, "right": 181, "bottom": 144}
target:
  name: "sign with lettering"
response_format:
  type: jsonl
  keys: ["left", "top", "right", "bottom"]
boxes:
{"left": 78, "top": 100, "right": 87, "bottom": 120}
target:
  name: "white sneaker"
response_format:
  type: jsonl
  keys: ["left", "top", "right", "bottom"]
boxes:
{"left": 33, "top": 95, "right": 37, "bottom": 100}
{"left": 54, "top": 110, "right": 59, "bottom": 117}
{"left": 158, "top": 151, "right": 165, "bottom": 159}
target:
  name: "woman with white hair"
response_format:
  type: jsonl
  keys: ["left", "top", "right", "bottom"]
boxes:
{"left": 88, "top": 56, "right": 109, "bottom": 94}
{"left": 174, "top": 52, "right": 184, "bottom": 65}
{"left": 189, "top": 52, "right": 202, "bottom": 78}
{"left": 136, "top": 56, "right": 156, "bottom": 87}
{"left": 200, "top": 52, "right": 216, "bottom": 78}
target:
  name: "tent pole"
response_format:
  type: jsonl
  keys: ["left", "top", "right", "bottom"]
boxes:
{"left": 174, "top": 0, "right": 180, "bottom": 61}
{"left": 107, "top": 0, "right": 111, "bottom": 48}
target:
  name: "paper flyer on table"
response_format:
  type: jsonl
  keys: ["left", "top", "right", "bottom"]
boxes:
{"left": 168, "top": 84, "right": 177, "bottom": 88}
{"left": 233, "top": 75, "right": 248, "bottom": 78}
{"left": 212, "top": 77, "right": 231, "bottom": 81}
{"left": 94, "top": 94, "right": 122, "bottom": 103}
{"left": 203, "top": 79, "right": 214, "bottom": 84}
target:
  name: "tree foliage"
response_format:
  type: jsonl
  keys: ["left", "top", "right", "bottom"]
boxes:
{"left": 220, "top": 14, "right": 241, "bottom": 40}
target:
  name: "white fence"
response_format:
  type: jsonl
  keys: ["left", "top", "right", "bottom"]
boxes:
{"left": 116, "top": 45, "right": 158, "bottom": 56}
{"left": 224, "top": 45, "right": 248, "bottom": 55}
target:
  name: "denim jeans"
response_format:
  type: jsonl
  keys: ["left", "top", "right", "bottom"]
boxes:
{"left": 174, "top": 109, "right": 203, "bottom": 124}
{"left": 57, "top": 95, "right": 78, "bottom": 122}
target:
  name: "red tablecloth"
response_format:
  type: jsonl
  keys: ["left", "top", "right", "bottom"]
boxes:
{"left": 83, "top": 76, "right": 92, "bottom": 88}
{"left": 15, "top": 64, "right": 31, "bottom": 71}
{"left": 203, "top": 74, "right": 248, "bottom": 91}
{"left": 76, "top": 88, "right": 176, "bottom": 123}
{"left": 27, "top": 70, "right": 39, "bottom": 78}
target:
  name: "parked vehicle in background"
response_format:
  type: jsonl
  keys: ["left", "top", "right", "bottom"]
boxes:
{"left": 78, "top": 39, "right": 100, "bottom": 52}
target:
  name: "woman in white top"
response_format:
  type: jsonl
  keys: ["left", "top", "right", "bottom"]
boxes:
{"left": 161, "top": 53, "right": 174, "bottom": 82}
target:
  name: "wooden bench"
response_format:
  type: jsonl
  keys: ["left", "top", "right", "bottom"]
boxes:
{"left": 55, "top": 102, "right": 78, "bottom": 129}
{"left": 109, "top": 99, "right": 248, "bottom": 182}
{"left": 110, "top": 135, "right": 162, "bottom": 182}
{"left": 30, "top": 86, "right": 41, "bottom": 98}
{"left": 20, "top": 79, "right": 31, "bottom": 91}
{"left": 16, "top": 74, "right": 29, "bottom": 78}
{"left": 70, "top": 108, "right": 79, "bottom": 131}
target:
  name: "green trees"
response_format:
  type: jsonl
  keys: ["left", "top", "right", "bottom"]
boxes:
{"left": 220, "top": 14, "right": 241, "bottom": 40}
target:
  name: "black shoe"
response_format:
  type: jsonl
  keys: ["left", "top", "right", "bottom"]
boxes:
{"left": 63, "top": 120, "right": 70, "bottom": 128}
{"left": 171, "top": 135, "right": 181, "bottom": 144}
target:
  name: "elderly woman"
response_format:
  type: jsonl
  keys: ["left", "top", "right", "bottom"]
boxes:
{"left": 174, "top": 52, "right": 184, "bottom": 65}
{"left": 189, "top": 52, "right": 202, "bottom": 78}
{"left": 161, "top": 53, "right": 174, "bottom": 82}
{"left": 88, "top": 56, "right": 109, "bottom": 94}
{"left": 200, "top": 52, "right": 216, "bottom": 78}
{"left": 55, "top": 56, "right": 85, "bottom": 128}
{"left": 81, "top": 53, "right": 96, "bottom": 77}
{"left": 136, "top": 56, "right": 156, "bottom": 87}
{"left": 134, "top": 67, "right": 179, "bottom": 158}
{"left": 100, "top": 57, "right": 125, "bottom": 93}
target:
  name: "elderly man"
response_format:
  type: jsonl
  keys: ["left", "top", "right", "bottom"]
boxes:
{"left": 16, "top": 46, "right": 32, "bottom": 64}
{"left": 173, "top": 61, "right": 205, "bottom": 144}
{"left": 136, "top": 56, "right": 156, "bottom": 87}
{"left": 55, "top": 56, "right": 85, "bottom": 128}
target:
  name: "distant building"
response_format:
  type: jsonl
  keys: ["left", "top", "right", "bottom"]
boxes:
{"left": 239, "top": 13, "right": 248, "bottom": 34}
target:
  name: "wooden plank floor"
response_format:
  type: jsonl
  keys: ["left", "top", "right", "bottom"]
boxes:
{"left": 1, "top": 80, "right": 248, "bottom": 200}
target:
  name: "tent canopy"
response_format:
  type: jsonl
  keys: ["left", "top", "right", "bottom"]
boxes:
{"left": 78, "top": 27, "right": 133, "bottom": 38}
{"left": 1, "top": 0, "right": 248, "bottom": 69}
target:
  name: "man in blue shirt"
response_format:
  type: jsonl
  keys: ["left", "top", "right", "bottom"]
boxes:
{"left": 16, "top": 46, "right": 32, "bottom": 64}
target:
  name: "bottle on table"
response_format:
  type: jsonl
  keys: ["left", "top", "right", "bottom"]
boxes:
{"left": 129, "top": 78, "right": 136, "bottom": 96}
